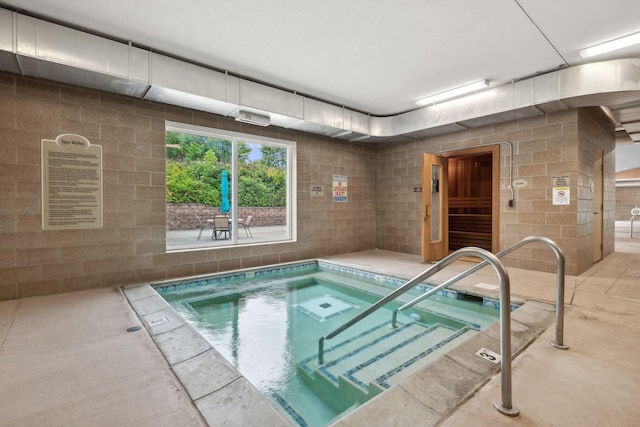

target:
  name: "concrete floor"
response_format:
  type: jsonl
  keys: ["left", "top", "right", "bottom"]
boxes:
{"left": 1, "top": 222, "right": 639, "bottom": 426}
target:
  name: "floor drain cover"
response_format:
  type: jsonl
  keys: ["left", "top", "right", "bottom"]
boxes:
{"left": 293, "top": 295, "right": 358, "bottom": 322}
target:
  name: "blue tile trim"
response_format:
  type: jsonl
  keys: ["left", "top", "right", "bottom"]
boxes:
{"left": 340, "top": 322, "right": 445, "bottom": 391}
{"left": 317, "top": 322, "right": 424, "bottom": 385}
{"left": 344, "top": 324, "right": 468, "bottom": 390}
{"left": 298, "top": 322, "right": 395, "bottom": 380}
{"left": 153, "top": 260, "right": 318, "bottom": 293}
{"left": 483, "top": 297, "right": 520, "bottom": 312}
{"left": 318, "top": 261, "right": 457, "bottom": 301}
{"left": 154, "top": 259, "right": 518, "bottom": 311}
{"left": 271, "top": 393, "right": 309, "bottom": 427}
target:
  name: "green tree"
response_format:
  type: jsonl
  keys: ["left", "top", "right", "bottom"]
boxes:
{"left": 238, "top": 142, "right": 252, "bottom": 164}
{"left": 166, "top": 131, "right": 286, "bottom": 208}
{"left": 260, "top": 146, "right": 287, "bottom": 169}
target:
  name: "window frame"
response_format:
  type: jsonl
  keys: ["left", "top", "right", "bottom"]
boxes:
{"left": 165, "top": 121, "right": 297, "bottom": 250}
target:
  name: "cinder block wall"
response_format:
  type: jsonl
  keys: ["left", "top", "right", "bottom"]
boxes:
{"left": 376, "top": 108, "right": 615, "bottom": 276}
{"left": 576, "top": 108, "right": 616, "bottom": 272}
{"left": 615, "top": 167, "right": 640, "bottom": 220}
{"left": 0, "top": 73, "right": 377, "bottom": 300}
{"left": 0, "top": 71, "right": 618, "bottom": 299}
{"left": 616, "top": 186, "right": 640, "bottom": 220}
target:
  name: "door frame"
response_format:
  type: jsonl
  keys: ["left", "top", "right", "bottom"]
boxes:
{"left": 592, "top": 148, "right": 603, "bottom": 262}
{"left": 422, "top": 144, "right": 500, "bottom": 260}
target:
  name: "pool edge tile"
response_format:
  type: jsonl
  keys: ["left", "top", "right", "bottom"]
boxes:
{"left": 195, "top": 377, "right": 293, "bottom": 427}
{"left": 172, "top": 348, "right": 241, "bottom": 401}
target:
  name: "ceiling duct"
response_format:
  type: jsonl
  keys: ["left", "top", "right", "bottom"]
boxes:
{"left": 236, "top": 110, "right": 270, "bottom": 127}
{"left": 0, "top": 7, "right": 640, "bottom": 144}
{"left": 9, "top": 12, "right": 149, "bottom": 97}
{"left": 145, "top": 53, "right": 240, "bottom": 116}
{"left": 0, "top": 10, "right": 20, "bottom": 74}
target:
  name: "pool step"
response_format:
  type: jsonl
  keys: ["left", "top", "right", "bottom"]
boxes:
{"left": 297, "top": 321, "right": 473, "bottom": 412}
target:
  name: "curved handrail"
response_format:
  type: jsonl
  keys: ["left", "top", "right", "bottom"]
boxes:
{"left": 317, "top": 247, "right": 520, "bottom": 416}
{"left": 391, "top": 236, "right": 568, "bottom": 349}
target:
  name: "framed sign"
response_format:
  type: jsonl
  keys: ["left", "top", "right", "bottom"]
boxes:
{"left": 41, "top": 134, "right": 103, "bottom": 230}
{"left": 332, "top": 175, "right": 348, "bottom": 202}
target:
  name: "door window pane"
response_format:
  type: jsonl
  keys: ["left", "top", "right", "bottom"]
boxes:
{"left": 431, "top": 164, "right": 440, "bottom": 242}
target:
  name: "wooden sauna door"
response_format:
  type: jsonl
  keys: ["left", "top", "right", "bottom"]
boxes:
{"left": 422, "top": 153, "right": 448, "bottom": 262}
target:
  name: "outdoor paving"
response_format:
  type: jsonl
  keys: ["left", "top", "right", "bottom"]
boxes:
{"left": 166, "top": 225, "right": 288, "bottom": 251}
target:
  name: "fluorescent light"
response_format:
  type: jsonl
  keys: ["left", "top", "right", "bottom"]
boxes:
{"left": 415, "top": 80, "right": 489, "bottom": 106}
{"left": 579, "top": 31, "right": 640, "bottom": 59}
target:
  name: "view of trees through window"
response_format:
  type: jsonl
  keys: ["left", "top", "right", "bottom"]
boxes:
{"left": 166, "top": 131, "right": 287, "bottom": 207}
{"left": 165, "top": 124, "right": 294, "bottom": 251}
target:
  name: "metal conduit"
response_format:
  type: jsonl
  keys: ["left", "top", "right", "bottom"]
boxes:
{"left": 391, "top": 235, "right": 568, "bottom": 350}
{"left": 317, "top": 247, "right": 520, "bottom": 416}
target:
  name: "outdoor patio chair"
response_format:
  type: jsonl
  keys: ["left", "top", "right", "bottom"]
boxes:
{"left": 195, "top": 214, "right": 214, "bottom": 241}
{"left": 213, "top": 215, "right": 230, "bottom": 240}
{"left": 239, "top": 214, "right": 253, "bottom": 238}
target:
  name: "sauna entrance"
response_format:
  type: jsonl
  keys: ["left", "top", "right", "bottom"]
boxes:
{"left": 422, "top": 145, "right": 499, "bottom": 262}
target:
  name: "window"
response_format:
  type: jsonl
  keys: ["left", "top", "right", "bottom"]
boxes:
{"left": 165, "top": 121, "right": 296, "bottom": 251}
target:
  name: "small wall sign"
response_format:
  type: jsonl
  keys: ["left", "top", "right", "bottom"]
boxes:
{"left": 310, "top": 185, "right": 324, "bottom": 197}
{"left": 552, "top": 174, "right": 570, "bottom": 187}
{"left": 512, "top": 179, "right": 528, "bottom": 188}
{"left": 552, "top": 174, "right": 570, "bottom": 206}
{"left": 332, "top": 175, "right": 348, "bottom": 202}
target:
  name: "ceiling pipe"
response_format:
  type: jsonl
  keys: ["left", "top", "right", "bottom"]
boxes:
{"left": 1, "top": 8, "right": 640, "bottom": 143}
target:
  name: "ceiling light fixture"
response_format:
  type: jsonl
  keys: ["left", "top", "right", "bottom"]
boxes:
{"left": 235, "top": 110, "right": 270, "bottom": 127}
{"left": 415, "top": 80, "right": 489, "bottom": 106}
{"left": 579, "top": 31, "right": 640, "bottom": 59}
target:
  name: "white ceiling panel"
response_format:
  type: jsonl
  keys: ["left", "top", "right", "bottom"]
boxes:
{"left": 1, "top": 0, "right": 640, "bottom": 169}
{"left": 4, "top": 0, "right": 638, "bottom": 115}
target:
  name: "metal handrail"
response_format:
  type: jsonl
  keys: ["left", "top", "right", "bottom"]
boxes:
{"left": 391, "top": 236, "right": 568, "bottom": 349}
{"left": 317, "top": 247, "right": 520, "bottom": 416}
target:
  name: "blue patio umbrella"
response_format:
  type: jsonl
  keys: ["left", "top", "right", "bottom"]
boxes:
{"left": 220, "top": 169, "right": 230, "bottom": 214}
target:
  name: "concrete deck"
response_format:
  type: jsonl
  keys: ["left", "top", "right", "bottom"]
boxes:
{"left": 1, "top": 222, "right": 639, "bottom": 426}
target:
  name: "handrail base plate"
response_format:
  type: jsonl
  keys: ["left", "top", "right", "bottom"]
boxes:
{"left": 494, "top": 402, "right": 520, "bottom": 416}
{"left": 550, "top": 341, "right": 569, "bottom": 350}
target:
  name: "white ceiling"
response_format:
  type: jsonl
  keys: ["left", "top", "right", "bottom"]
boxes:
{"left": 2, "top": 0, "right": 640, "bottom": 168}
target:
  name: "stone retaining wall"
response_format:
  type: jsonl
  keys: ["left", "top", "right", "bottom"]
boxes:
{"left": 167, "top": 204, "right": 286, "bottom": 229}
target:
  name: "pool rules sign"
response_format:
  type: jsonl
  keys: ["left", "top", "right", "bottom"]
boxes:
{"left": 41, "top": 134, "right": 103, "bottom": 230}
{"left": 332, "top": 175, "right": 348, "bottom": 202}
